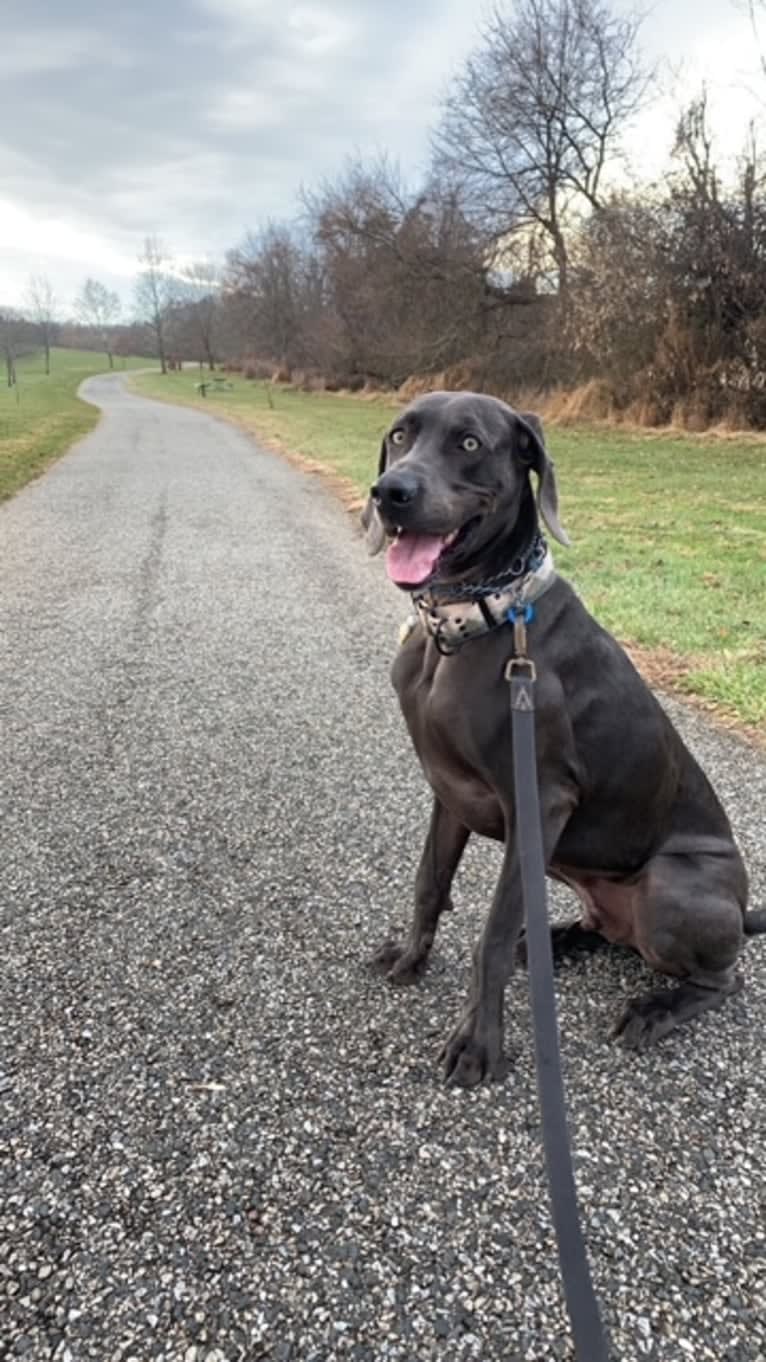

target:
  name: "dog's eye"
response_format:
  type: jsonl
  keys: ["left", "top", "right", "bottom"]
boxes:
{"left": 390, "top": 429, "right": 406, "bottom": 446}
{"left": 461, "top": 436, "right": 480, "bottom": 453}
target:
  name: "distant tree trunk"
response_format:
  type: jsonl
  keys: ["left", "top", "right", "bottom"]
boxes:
{"left": 25, "top": 275, "right": 57, "bottom": 375}
{"left": 551, "top": 224, "right": 569, "bottom": 312}
{"left": 75, "top": 279, "right": 121, "bottom": 368}
{"left": 136, "top": 237, "right": 174, "bottom": 375}
{"left": 176, "top": 259, "right": 220, "bottom": 372}
{"left": 156, "top": 318, "right": 167, "bottom": 375}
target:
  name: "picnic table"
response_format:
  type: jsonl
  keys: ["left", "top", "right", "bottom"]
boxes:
{"left": 194, "top": 376, "right": 233, "bottom": 396}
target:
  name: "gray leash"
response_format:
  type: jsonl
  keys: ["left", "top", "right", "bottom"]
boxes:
{"left": 506, "top": 612, "right": 611, "bottom": 1362}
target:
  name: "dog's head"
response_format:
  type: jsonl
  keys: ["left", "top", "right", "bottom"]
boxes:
{"left": 361, "top": 391, "right": 569, "bottom": 590}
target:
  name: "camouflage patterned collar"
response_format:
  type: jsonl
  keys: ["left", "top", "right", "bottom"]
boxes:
{"left": 400, "top": 549, "right": 557, "bottom": 656}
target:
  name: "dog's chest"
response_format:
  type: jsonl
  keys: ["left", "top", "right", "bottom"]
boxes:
{"left": 391, "top": 634, "right": 456, "bottom": 741}
{"left": 391, "top": 637, "right": 505, "bottom": 839}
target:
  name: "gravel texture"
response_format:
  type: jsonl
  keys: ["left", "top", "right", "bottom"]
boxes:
{"left": 1, "top": 374, "right": 765, "bottom": 1362}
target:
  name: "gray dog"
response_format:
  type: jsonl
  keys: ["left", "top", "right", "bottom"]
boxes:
{"left": 362, "top": 390, "right": 765, "bottom": 1088}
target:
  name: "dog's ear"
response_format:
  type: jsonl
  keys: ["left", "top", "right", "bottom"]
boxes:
{"left": 360, "top": 437, "right": 387, "bottom": 556}
{"left": 515, "top": 411, "right": 571, "bottom": 548}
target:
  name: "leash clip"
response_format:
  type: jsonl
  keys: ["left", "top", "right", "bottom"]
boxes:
{"left": 507, "top": 602, "right": 535, "bottom": 667}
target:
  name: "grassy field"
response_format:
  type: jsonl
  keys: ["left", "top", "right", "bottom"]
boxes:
{"left": 0, "top": 348, "right": 153, "bottom": 502}
{"left": 133, "top": 370, "right": 766, "bottom": 733}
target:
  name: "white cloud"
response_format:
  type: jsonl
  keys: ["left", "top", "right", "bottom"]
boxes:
{"left": 2, "top": 0, "right": 766, "bottom": 312}
{"left": 208, "top": 89, "right": 286, "bottom": 131}
{"left": 625, "top": 5, "right": 765, "bottom": 180}
{"left": 0, "top": 200, "right": 139, "bottom": 310}
{"left": 0, "top": 200, "right": 136, "bottom": 277}
{"left": 287, "top": 4, "right": 355, "bottom": 55}
{"left": 0, "top": 27, "right": 101, "bottom": 78}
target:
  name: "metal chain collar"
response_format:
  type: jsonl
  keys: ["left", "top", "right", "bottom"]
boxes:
{"left": 412, "top": 532, "right": 548, "bottom": 607}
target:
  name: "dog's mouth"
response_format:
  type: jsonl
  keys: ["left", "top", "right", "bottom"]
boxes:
{"left": 384, "top": 519, "right": 479, "bottom": 588}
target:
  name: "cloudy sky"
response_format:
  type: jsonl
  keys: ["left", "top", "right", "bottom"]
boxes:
{"left": 1, "top": 0, "right": 764, "bottom": 313}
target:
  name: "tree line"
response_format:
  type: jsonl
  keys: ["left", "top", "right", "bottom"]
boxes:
{"left": 0, "top": 240, "right": 216, "bottom": 386}
{"left": 5, "top": 0, "right": 766, "bottom": 429}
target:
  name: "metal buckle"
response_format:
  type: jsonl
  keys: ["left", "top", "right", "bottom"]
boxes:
{"left": 434, "top": 621, "right": 460, "bottom": 656}
{"left": 505, "top": 657, "right": 537, "bottom": 682}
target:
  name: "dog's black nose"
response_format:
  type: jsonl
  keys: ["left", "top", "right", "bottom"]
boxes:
{"left": 373, "top": 470, "right": 420, "bottom": 511}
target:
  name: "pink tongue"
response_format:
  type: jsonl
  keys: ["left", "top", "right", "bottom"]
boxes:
{"left": 386, "top": 532, "right": 447, "bottom": 586}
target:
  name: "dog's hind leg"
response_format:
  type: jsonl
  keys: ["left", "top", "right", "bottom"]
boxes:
{"left": 613, "top": 846, "right": 747, "bottom": 1051}
{"left": 369, "top": 797, "right": 470, "bottom": 985}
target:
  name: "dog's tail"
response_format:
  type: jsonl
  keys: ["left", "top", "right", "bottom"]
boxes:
{"left": 744, "top": 908, "right": 766, "bottom": 936}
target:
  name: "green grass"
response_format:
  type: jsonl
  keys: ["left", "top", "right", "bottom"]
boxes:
{"left": 0, "top": 348, "right": 154, "bottom": 501}
{"left": 133, "top": 370, "right": 766, "bottom": 732}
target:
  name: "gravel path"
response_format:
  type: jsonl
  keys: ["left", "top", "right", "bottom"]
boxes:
{"left": 1, "top": 375, "right": 764, "bottom": 1362}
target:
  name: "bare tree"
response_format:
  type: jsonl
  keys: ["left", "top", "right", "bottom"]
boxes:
{"left": 300, "top": 158, "right": 493, "bottom": 384}
{"left": 219, "top": 159, "right": 550, "bottom": 390}
{"left": 567, "top": 193, "right": 667, "bottom": 390}
{"left": 433, "top": 0, "right": 651, "bottom": 303}
{"left": 738, "top": 0, "right": 766, "bottom": 79}
{"left": 564, "top": 88, "right": 766, "bottom": 426}
{"left": 135, "top": 236, "right": 175, "bottom": 374}
{"left": 225, "top": 224, "right": 309, "bottom": 370}
{"left": 0, "top": 309, "right": 37, "bottom": 387}
{"left": 0, "top": 310, "right": 19, "bottom": 387}
{"left": 178, "top": 259, "right": 220, "bottom": 369}
{"left": 75, "top": 277, "right": 121, "bottom": 368}
{"left": 25, "top": 274, "right": 57, "bottom": 374}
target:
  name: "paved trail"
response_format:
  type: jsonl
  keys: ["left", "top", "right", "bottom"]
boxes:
{"left": 1, "top": 375, "right": 765, "bottom": 1362}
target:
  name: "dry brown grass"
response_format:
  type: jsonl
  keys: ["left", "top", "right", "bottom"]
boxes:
{"left": 395, "top": 371, "right": 617, "bottom": 423}
{"left": 232, "top": 352, "right": 766, "bottom": 440}
{"left": 518, "top": 384, "right": 766, "bottom": 440}
{"left": 522, "top": 380, "right": 616, "bottom": 424}
{"left": 621, "top": 396, "right": 666, "bottom": 427}
{"left": 670, "top": 398, "right": 709, "bottom": 432}
{"left": 289, "top": 368, "right": 326, "bottom": 392}
{"left": 396, "top": 360, "right": 482, "bottom": 402}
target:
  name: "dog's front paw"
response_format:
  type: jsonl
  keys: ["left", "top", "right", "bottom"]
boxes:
{"left": 367, "top": 939, "right": 428, "bottom": 986}
{"left": 439, "top": 1015, "right": 511, "bottom": 1088}
{"left": 612, "top": 995, "right": 676, "bottom": 1051}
